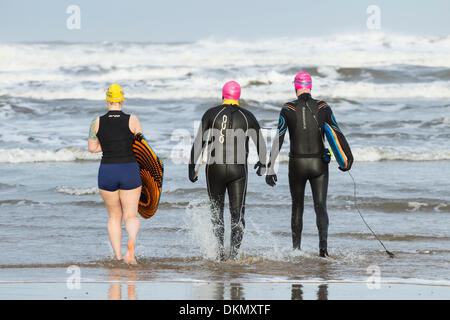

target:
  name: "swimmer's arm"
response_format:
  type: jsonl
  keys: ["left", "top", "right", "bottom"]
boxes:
{"left": 267, "top": 109, "right": 288, "bottom": 174}
{"left": 189, "top": 112, "right": 210, "bottom": 166}
{"left": 88, "top": 117, "right": 102, "bottom": 153}
{"left": 248, "top": 113, "right": 267, "bottom": 165}
{"left": 130, "top": 115, "right": 143, "bottom": 135}
{"left": 322, "top": 104, "right": 353, "bottom": 170}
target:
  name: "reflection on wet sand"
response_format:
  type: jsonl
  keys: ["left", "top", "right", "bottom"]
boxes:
{"left": 291, "top": 284, "right": 328, "bottom": 300}
{"left": 104, "top": 266, "right": 329, "bottom": 300}
{"left": 212, "top": 282, "right": 246, "bottom": 300}
{"left": 108, "top": 268, "right": 138, "bottom": 300}
{"left": 317, "top": 284, "right": 328, "bottom": 300}
{"left": 291, "top": 284, "right": 303, "bottom": 300}
{"left": 205, "top": 282, "right": 246, "bottom": 300}
{"left": 230, "top": 283, "right": 245, "bottom": 300}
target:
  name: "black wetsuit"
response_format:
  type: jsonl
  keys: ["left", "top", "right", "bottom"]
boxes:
{"left": 189, "top": 102, "right": 266, "bottom": 259}
{"left": 267, "top": 93, "right": 353, "bottom": 252}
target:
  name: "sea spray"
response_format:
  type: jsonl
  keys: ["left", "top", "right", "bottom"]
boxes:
{"left": 244, "top": 217, "right": 284, "bottom": 261}
{"left": 244, "top": 217, "right": 370, "bottom": 264}
{"left": 183, "top": 199, "right": 219, "bottom": 260}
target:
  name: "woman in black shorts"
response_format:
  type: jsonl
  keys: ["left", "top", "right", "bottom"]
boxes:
{"left": 88, "top": 84, "right": 143, "bottom": 264}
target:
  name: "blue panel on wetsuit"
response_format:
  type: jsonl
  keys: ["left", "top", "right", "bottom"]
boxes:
{"left": 324, "top": 123, "right": 347, "bottom": 169}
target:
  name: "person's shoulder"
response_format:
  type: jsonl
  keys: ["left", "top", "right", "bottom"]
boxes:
{"left": 238, "top": 106, "right": 256, "bottom": 117}
{"left": 316, "top": 99, "right": 331, "bottom": 111}
{"left": 280, "top": 99, "right": 297, "bottom": 112}
{"left": 211, "top": 104, "right": 225, "bottom": 111}
{"left": 203, "top": 105, "right": 223, "bottom": 118}
{"left": 120, "top": 110, "right": 133, "bottom": 117}
{"left": 129, "top": 114, "right": 142, "bottom": 127}
{"left": 236, "top": 107, "right": 261, "bottom": 129}
{"left": 98, "top": 111, "right": 109, "bottom": 119}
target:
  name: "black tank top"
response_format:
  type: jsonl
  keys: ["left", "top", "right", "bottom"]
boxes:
{"left": 96, "top": 110, "right": 136, "bottom": 164}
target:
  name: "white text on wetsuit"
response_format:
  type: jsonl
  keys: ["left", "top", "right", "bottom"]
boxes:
{"left": 219, "top": 114, "right": 228, "bottom": 144}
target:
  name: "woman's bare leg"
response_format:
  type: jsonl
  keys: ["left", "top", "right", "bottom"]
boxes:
{"left": 120, "top": 186, "right": 141, "bottom": 264}
{"left": 100, "top": 189, "right": 123, "bottom": 260}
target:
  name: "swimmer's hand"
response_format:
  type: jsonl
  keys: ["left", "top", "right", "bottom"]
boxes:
{"left": 266, "top": 174, "right": 277, "bottom": 187}
{"left": 188, "top": 164, "right": 198, "bottom": 183}
{"left": 254, "top": 161, "right": 266, "bottom": 176}
{"left": 338, "top": 158, "right": 353, "bottom": 172}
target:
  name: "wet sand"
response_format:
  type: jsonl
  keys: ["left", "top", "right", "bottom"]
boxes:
{"left": 1, "top": 281, "right": 448, "bottom": 300}
{"left": 0, "top": 267, "right": 448, "bottom": 300}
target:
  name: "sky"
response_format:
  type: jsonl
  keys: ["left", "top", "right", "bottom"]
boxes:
{"left": 1, "top": 0, "right": 449, "bottom": 42}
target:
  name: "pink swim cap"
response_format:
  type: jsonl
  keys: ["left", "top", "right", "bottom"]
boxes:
{"left": 294, "top": 72, "right": 312, "bottom": 90}
{"left": 222, "top": 81, "right": 241, "bottom": 100}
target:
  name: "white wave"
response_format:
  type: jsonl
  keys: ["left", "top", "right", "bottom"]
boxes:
{"left": 352, "top": 147, "right": 450, "bottom": 162}
{"left": 279, "top": 147, "right": 450, "bottom": 163}
{"left": 1, "top": 146, "right": 449, "bottom": 164}
{"left": 1, "top": 76, "right": 449, "bottom": 101}
{"left": 0, "top": 147, "right": 100, "bottom": 163}
{"left": 56, "top": 186, "right": 99, "bottom": 196}
{"left": 273, "top": 147, "right": 450, "bottom": 164}
{"left": 320, "top": 81, "right": 450, "bottom": 100}
{"left": 407, "top": 202, "right": 429, "bottom": 212}
{"left": 0, "top": 32, "right": 449, "bottom": 101}
{"left": 1, "top": 33, "right": 449, "bottom": 72}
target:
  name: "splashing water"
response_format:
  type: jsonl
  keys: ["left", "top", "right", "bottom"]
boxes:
{"left": 183, "top": 199, "right": 219, "bottom": 260}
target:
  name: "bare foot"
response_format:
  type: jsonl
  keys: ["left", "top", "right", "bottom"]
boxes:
{"left": 125, "top": 241, "right": 137, "bottom": 265}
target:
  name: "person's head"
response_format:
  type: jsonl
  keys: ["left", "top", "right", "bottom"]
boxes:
{"left": 294, "top": 72, "right": 312, "bottom": 96}
{"left": 106, "top": 83, "right": 124, "bottom": 110}
{"left": 222, "top": 81, "right": 241, "bottom": 103}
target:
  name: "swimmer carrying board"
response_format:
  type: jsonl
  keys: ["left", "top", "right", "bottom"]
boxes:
{"left": 132, "top": 133, "right": 164, "bottom": 219}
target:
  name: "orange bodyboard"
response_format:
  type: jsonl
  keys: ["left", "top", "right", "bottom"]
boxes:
{"left": 132, "top": 133, "right": 164, "bottom": 219}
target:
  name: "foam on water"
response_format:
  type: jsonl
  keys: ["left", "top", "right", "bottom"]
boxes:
{"left": 407, "top": 202, "right": 429, "bottom": 212}
{"left": 1, "top": 32, "right": 449, "bottom": 101}
{"left": 0, "top": 146, "right": 448, "bottom": 164}
{"left": 351, "top": 147, "right": 450, "bottom": 162}
{"left": 0, "top": 148, "right": 101, "bottom": 163}
{"left": 276, "top": 147, "right": 450, "bottom": 163}
{"left": 1, "top": 33, "right": 449, "bottom": 71}
{"left": 2, "top": 80, "right": 450, "bottom": 101}
{"left": 56, "top": 186, "right": 99, "bottom": 196}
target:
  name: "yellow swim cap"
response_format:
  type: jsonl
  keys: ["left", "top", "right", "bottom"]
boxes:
{"left": 106, "top": 84, "right": 124, "bottom": 102}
